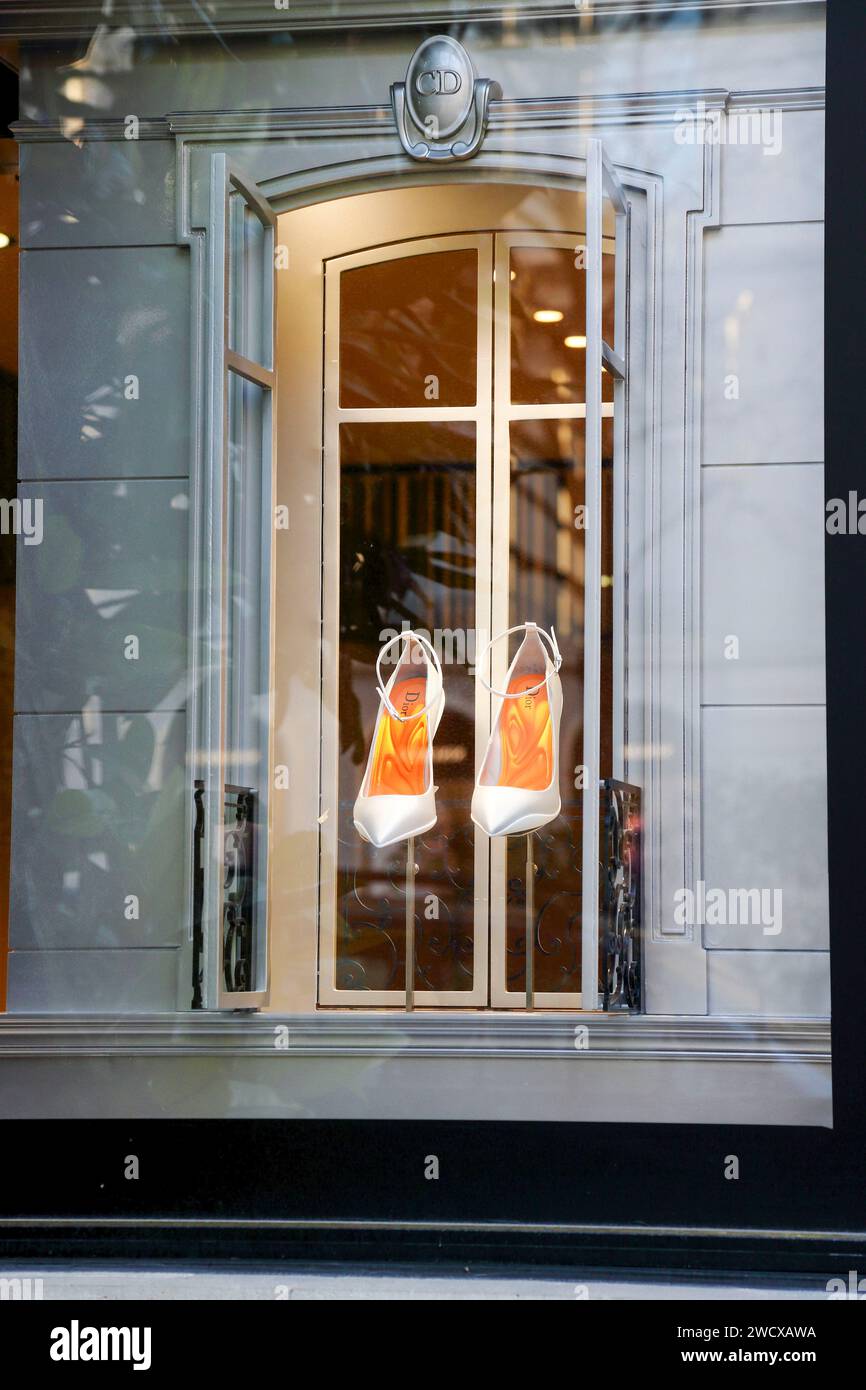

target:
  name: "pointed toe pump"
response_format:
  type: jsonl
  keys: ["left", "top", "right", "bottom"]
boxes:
{"left": 471, "top": 621, "right": 563, "bottom": 838}
{"left": 353, "top": 630, "right": 445, "bottom": 849}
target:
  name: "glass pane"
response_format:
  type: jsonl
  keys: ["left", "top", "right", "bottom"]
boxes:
{"left": 503, "top": 416, "right": 613, "bottom": 995}
{"left": 603, "top": 356, "right": 615, "bottom": 405}
{"left": 602, "top": 240, "right": 616, "bottom": 348}
{"left": 335, "top": 420, "right": 477, "bottom": 993}
{"left": 228, "top": 195, "right": 268, "bottom": 366}
{"left": 339, "top": 249, "right": 477, "bottom": 409}
{"left": 510, "top": 245, "right": 586, "bottom": 405}
{"left": 226, "top": 371, "right": 268, "bottom": 775}
{"left": 602, "top": 155, "right": 619, "bottom": 348}
{"left": 602, "top": 202, "right": 617, "bottom": 405}
{"left": 225, "top": 369, "right": 270, "bottom": 994}
{"left": 508, "top": 239, "right": 616, "bottom": 408}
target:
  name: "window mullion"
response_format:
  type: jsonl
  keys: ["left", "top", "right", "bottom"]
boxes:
{"left": 581, "top": 138, "right": 604, "bottom": 1011}
{"left": 488, "top": 232, "right": 514, "bottom": 1008}
{"left": 612, "top": 189, "right": 630, "bottom": 784}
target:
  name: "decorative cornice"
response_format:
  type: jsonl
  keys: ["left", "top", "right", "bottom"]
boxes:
{"left": 167, "top": 107, "right": 394, "bottom": 140}
{"left": 10, "top": 85, "right": 823, "bottom": 145}
{"left": 11, "top": 116, "right": 170, "bottom": 143}
{"left": 0, "top": 1013, "right": 831, "bottom": 1063}
{"left": 167, "top": 89, "right": 735, "bottom": 139}
{"left": 728, "top": 85, "right": 825, "bottom": 110}
{"left": 0, "top": 0, "right": 826, "bottom": 42}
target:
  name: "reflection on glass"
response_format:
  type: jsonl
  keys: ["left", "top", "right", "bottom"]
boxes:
{"left": 510, "top": 243, "right": 615, "bottom": 407}
{"left": 511, "top": 247, "right": 586, "bottom": 405}
{"left": 602, "top": 246, "right": 615, "bottom": 347}
{"left": 225, "top": 369, "right": 269, "bottom": 992}
{"left": 504, "top": 416, "right": 614, "bottom": 995}
{"left": 340, "top": 249, "right": 478, "bottom": 409}
{"left": 226, "top": 371, "right": 267, "bottom": 782}
{"left": 336, "top": 421, "right": 477, "bottom": 993}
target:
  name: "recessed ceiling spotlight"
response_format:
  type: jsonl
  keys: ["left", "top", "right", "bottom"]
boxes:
{"left": 533, "top": 309, "right": 563, "bottom": 324}
{"left": 0, "top": 232, "right": 13, "bottom": 250}
{"left": 564, "top": 334, "right": 587, "bottom": 349}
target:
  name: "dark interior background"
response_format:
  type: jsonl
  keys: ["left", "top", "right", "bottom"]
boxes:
{"left": 0, "top": 46, "right": 18, "bottom": 1013}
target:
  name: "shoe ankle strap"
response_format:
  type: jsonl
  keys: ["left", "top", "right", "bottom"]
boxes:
{"left": 476, "top": 621, "right": 562, "bottom": 699}
{"left": 375, "top": 629, "right": 443, "bottom": 722}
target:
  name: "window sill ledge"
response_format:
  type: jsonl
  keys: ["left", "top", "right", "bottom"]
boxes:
{"left": 0, "top": 1012, "right": 830, "bottom": 1064}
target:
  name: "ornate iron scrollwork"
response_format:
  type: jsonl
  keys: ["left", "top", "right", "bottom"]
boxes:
{"left": 601, "top": 779, "right": 642, "bottom": 1012}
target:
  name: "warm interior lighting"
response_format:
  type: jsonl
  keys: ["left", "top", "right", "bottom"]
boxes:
{"left": 533, "top": 309, "right": 563, "bottom": 323}
{"left": 0, "top": 233, "right": 11, "bottom": 250}
{"left": 564, "top": 334, "right": 587, "bottom": 349}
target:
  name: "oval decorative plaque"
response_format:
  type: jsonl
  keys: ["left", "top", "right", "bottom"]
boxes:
{"left": 390, "top": 34, "right": 501, "bottom": 163}
{"left": 404, "top": 33, "right": 476, "bottom": 142}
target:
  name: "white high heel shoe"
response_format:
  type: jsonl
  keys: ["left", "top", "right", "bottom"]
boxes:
{"left": 353, "top": 630, "right": 445, "bottom": 849}
{"left": 471, "top": 621, "right": 563, "bottom": 838}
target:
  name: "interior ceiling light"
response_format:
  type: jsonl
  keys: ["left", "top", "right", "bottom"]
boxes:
{"left": 564, "top": 334, "right": 587, "bottom": 349}
{"left": 533, "top": 309, "right": 563, "bottom": 323}
{"left": 0, "top": 232, "right": 12, "bottom": 250}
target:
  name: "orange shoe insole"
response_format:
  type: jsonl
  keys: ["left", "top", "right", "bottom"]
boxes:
{"left": 368, "top": 676, "right": 429, "bottom": 797}
{"left": 497, "top": 673, "right": 552, "bottom": 791}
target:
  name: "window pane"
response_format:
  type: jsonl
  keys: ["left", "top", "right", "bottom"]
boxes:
{"left": 339, "top": 249, "right": 478, "bottom": 408}
{"left": 224, "top": 368, "right": 270, "bottom": 995}
{"left": 503, "top": 416, "right": 613, "bottom": 994}
{"left": 603, "top": 243, "right": 616, "bottom": 348}
{"left": 335, "top": 420, "right": 477, "bottom": 993}
{"left": 510, "top": 245, "right": 586, "bottom": 405}
{"left": 603, "top": 355, "right": 615, "bottom": 405}
{"left": 228, "top": 196, "right": 269, "bottom": 367}
{"left": 226, "top": 371, "right": 268, "bottom": 773}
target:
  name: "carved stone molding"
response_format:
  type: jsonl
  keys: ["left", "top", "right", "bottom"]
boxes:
{"left": 10, "top": 86, "right": 824, "bottom": 145}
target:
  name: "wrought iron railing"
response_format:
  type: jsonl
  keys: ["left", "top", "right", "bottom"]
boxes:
{"left": 222, "top": 785, "right": 257, "bottom": 995}
{"left": 191, "top": 781, "right": 205, "bottom": 1009}
{"left": 191, "top": 780, "right": 257, "bottom": 1008}
{"left": 600, "top": 779, "right": 642, "bottom": 1012}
